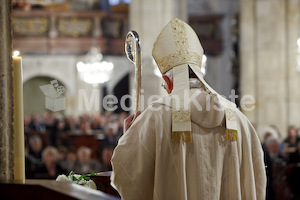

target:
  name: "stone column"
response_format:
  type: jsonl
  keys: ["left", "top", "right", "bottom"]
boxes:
{"left": 240, "top": 0, "right": 300, "bottom": 138}
{"left": 129, "top": 0, "right": 188, "bottom": 110}
{"left": 0, "top": 0, "right": 14, "bottom": 181}
{"left": 240, "top": 0, "right": 256, "bottom": 123}
{"left": 287, "top": 0, "right": 300, "bottom": 128}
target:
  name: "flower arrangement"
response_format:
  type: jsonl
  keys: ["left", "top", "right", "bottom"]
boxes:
{"left": 56, "top": 171, "right": 97, "bottom": 190}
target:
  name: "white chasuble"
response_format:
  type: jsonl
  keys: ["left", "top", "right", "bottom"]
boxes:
{"left": 111, "top": 89, "right": 266, "bottom": 200}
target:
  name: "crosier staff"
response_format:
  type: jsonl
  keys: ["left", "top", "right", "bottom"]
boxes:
{"left": 125, "top": 31, "right": 141, "bottom": 112}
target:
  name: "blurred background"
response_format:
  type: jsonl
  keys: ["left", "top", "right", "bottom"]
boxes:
{"left": 11, "top": 0, "right": 300, "bottom": 199}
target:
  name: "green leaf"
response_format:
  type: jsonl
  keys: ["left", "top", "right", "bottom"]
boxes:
{"left": 82, "top": 175, "right": 90, "bottom": 181}
{"left": 72, "top": 175, "right": 79, "bottom": 182}
{"left": 68, "top": 171, "right": 74, "bottom": 177}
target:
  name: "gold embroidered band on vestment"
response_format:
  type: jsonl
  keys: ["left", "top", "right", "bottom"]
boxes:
{"left": 171, "top": 131, "right": 192, "bottom": 143}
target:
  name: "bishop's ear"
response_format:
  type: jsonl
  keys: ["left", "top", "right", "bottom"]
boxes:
{"left": 162, "top": 75, "right": 173, "bottom": 94}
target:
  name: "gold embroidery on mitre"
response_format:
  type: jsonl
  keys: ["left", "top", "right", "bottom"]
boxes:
{"left": 156, "top": 52, "right": 202, "bottom": 74}
{"left": 155, "top": 18, "right": 203, "bottom": 74}
{"left": 172, "top": 110, "right": 191, "bottom": 123}
{"left": 171, "top": 18, "right": 190, "bottom": 54}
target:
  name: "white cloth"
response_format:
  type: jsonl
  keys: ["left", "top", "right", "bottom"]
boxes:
{"left": 111, "top": 89, "right": 266, "bottom": 200}
{"left": 189, "top": 78, "right": 202, "bottom": 88}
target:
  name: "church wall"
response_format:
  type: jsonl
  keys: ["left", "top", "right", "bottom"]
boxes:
{"left": 23, "top": 55, "right": 78, "bottom": 116}
{"left": 287, "top": 0, "right": 300, "bottom": 131}
{"left": 188, "top": 0, "right": 239, "bottom": 97}
{"left": 22, "top": 55, "right": 131, "bottom": 116}
{"left": 24, "top": 76, "right": 60, "bottom": 116}
{"left": 240, "top": 0, "right": 300, "bottom": 139}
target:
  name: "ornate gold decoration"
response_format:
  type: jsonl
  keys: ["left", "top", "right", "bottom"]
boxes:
{"left": 225, "top": 108, "right": 237, "bottom": 141}
{"left": 226, "top": 129, "right": 238, "bottom": 141}
{"left": 170, "top": 19, "right": 194, "bottom": 144}
{"left": 12, "top": 17, "right": 48, "bottom": 36}
{"left": 171, "top": 18, "right": 190, "bottom": 54}
{"left": 171, "top": 19, "right": 190, "bottom": 53}
{"left": 156, "top": 52, "right": 202, "bottom": 74}
{"left": 58, "top": 17, "right": 92, "bottom": 37}
{"left": 155, "top": 18, "right": 202, "bottom": 74}
{"left": 225, "top": 108, "right": 235, "bottom": 121}
{"left": 172, "top": 132, "right": 182, "bottom": 143}
{"left": 183, "top": 131, "right": 192, "bottom": 143}
{"left": 171, "top": 131, "right": 192, "bottom": 143}
{"left": 172, "top": 110, "right": 191, "bottom": 123}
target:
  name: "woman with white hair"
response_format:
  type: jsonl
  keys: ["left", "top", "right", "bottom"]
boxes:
{"left": 34, "top": 146, "right": 66, "bottom": 179}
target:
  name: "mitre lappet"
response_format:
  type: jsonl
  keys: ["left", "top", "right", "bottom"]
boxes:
{"left": 152, "top": 18, "right": 238, "bottom": 143}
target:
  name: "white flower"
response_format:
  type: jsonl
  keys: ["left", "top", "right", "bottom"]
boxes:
{"left": 56, "top": 174, "right": 71, "bottom": 182}
{"left": 84, "top": 180, "right": 97, "bottom": 190}
{"left": 56, "top": 172, "right": 97, "bottom": 190}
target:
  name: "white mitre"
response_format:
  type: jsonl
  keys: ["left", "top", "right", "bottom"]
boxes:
{"left": 152, "top": 18, "right": 238, "bottom": 143}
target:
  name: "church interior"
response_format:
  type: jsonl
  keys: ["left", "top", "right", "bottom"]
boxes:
{"left": 0, "top": 0, "right": 300, "bottom": 199}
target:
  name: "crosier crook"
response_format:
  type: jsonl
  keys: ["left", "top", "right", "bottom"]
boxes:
{"left": 125, "top": 31, "right": 142, "bottom": 112}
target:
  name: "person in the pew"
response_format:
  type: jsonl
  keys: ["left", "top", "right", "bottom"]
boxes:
{"left": 288, "top": 138, "right": 300, "bottom": 164}
{"left": 64, "top": 148, "right": 78, "bottom": 172}
{"left": 28, "top": 135, "right": 43, "bottom": 161}
{"left": 111, "top": 18, "right": 266, "bottom": 200}
{"left": 73, "top": 146, "right": 101, "bottom": 174}
{"left": 34, "top": 146, "right": 66, "bottom": 179}
{"left": 100, "top": 145, "right": 114, "bottom": 171}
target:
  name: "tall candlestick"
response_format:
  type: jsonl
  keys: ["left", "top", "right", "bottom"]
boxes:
{"left": 12, "top": 51, "right": 25, "bottom": 181}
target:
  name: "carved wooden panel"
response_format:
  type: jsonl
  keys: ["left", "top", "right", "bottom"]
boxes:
{"left": 12, "top": 10, "right": 128, "bottom": 55}
{"left": 57, "top": 17, "right": 93, "bottom": 37}
{"left": 12, "top": 17, "right": 49, "bottom": 36}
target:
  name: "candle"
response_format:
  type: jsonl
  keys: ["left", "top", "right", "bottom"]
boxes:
{"left": 12, "top": 51, "right": 25, "bottom": 181}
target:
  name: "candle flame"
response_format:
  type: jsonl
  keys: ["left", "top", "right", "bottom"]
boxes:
{"left": 13, "top": 51, "right": 20, "bottom": 57}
